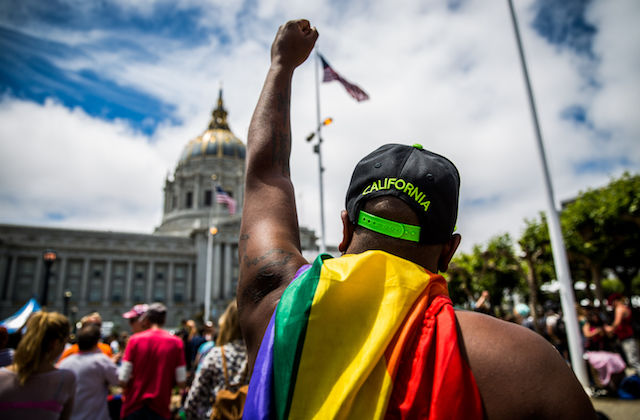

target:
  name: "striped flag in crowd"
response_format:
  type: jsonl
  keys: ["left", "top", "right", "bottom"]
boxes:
{"left": 318, "top": 53, "right": 369, "bottom": 102}
{"left": 215, "top": 185, "right": 237, "bottom": 215}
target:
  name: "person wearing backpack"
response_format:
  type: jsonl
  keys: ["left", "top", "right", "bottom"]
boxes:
{"left": 183, "top": 300, "right": 248, "bottom": 420}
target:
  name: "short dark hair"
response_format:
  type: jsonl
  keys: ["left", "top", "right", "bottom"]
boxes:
{"left": 77, "top": 324, "right": 101, "bottom": 351}
{"left": 142, "top": 302, "right": 167, "bottom": 326}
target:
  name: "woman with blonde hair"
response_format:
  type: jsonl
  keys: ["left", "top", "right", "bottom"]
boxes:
{"left": 0, "top": 311, "right": 76, "bottom": 419}
{"left": 184, "top": 299, "right": 248, "bottom": 419}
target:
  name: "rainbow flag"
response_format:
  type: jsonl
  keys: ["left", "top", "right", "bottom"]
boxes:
{"left": 244, "top": 251, "right": 483, "bottom": 419}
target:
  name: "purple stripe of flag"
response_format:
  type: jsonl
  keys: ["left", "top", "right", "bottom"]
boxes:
{"left": 243, "top": 311, "right": 276, "bottom": 419}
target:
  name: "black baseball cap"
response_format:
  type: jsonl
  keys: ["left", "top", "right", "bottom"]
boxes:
{"left": 345, "top": 143, "right": 460, "bottom": 244}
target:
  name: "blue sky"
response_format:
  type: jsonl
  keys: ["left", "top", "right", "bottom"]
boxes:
{"left": 0, "top": 0, "right": 600, "bottom": 134}
{"left": 0, "top": 0, "right": 638, "bottom": 251}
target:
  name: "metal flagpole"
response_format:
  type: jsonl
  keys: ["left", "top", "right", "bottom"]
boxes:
{"left": 204, "top": 175, "right": 219, "bottom": 322}
{"left": 314, "top": 50, "right": 327, "bottom": 253}
{"left": 204, "top": 224, "right": 213, "bottom": 322}
{"left": 507, "top": 0, "right": 588, "bottom": 387}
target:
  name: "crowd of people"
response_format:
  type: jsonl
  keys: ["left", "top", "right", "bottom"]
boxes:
{"left": 0, "top": 300, "right": 248, "bottom": 419}
{"left": 1, "top": 292, "right": 637, "bottom": 418}
{"left": 488, "top": 292, "right": 640, "bottom": 397}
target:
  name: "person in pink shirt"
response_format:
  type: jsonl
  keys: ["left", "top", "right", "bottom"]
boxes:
{"left": 118, "top": 303, "right": 186, "bottom": 420}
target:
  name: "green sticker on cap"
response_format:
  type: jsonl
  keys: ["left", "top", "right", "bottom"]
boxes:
{"left": 412, "top": 144, "right": 423, "bottom": 150}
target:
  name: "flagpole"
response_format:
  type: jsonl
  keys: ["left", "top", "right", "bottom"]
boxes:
{"left": 205, "top": 175, "right": 219, "bottom": 322}
{"left": 314, "top": 50, "right": 327, "bottom": 253}
{"left": 204, "top": 222, "right": 213, "bottom": 322}
{"left": 507, "top": 0, "right": 587, "bottom": 387}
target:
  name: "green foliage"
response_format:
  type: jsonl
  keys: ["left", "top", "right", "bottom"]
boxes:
{"left": 446, "top": 250, "right": 482, "bottom": 307}
{"left": 447, "top": 234, "right": 522, "bottom": 312}
{"left": 446, "top": 172, "right": 640, "bottom": 308}
{"left": 601, "top": 277, "right": 624, "bottom": 295}
{"left": 561, "top": 172, "right": 640, "bottom": 294}
{"left": 519, "top": 213, "right": 555, "bottom": 286}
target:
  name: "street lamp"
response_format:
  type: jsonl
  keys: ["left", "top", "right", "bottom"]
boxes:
{"left": 41, "top": 249, "right": 57, "bottom": 307}
{"left": 63, "top": 290, "right": 72, "bottom": 317}
{"left": 306, "top": 117, "right": 333, "bottom": 253}
{"left": 205, "top": 225, "right": 219, "bottom": 323}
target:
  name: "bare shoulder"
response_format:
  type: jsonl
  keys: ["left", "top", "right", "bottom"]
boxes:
{"left": 454, "top": 310, "right": 595, "bottom": 420}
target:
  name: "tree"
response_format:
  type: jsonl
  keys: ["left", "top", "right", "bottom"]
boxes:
{"left": 447, "top": 251, "right": 481, "bottom": 308}
{"left": 561, "top": 172, "right": 640, "bottom": 299}
{"left": 447, "top": 234, "right": 522, "bottom": 316}
{"left": 518, "top": 213, "right": 553, "bottom": 318}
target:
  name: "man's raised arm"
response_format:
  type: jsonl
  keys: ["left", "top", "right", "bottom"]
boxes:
{"left": 238, "top": 20, "right": 318, "bottom": 366}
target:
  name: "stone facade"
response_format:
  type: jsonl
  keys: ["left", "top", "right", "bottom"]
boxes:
{"left": 0, "top": 91, "right": 318, "bottom": 330}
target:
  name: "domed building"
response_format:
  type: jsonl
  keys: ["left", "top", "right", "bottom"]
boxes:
{"left": 0, "top": 91, "right": 318, "bottom": 329}
{"left": 157, "top": 90, "right": 246, "bottom": 236}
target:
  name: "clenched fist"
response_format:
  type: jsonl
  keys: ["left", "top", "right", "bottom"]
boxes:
{"left": 271, "top": 19, "right": 319, "bottom": 70}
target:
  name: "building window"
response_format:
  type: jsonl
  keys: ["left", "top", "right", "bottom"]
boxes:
{"left": 1, "top": 257, "right": 12, "bottom": 300}
{"left": 186, "top": 191, "right": 193, "bottom": 208}
{"left": 153, "top": 264, "right": 167, "bottom": 302}
{"left": 47, "top": 267, "right": 58, "bottom": 304}
{"left": 172, "top": 195, "right": 177, "bottom": 210}
{"left": 111, "top": 262, "right": 126, "bottom": 303}
{"left": 88, "top": 261, "right": 104, "bottom": 303}
{"left": 174, "top": 264, "right": 186, "bottom": 303}
{"left": 14, "top": 257, "right": 36, "bottom": 303}
{"left": 133, "top": 263, "right": 147, "bottom": 303}
{"left": 65, "top": 260, "right": 82, "bottom": 302}
{"left": 204, "top": 190, "right": 212, "bottom": 206}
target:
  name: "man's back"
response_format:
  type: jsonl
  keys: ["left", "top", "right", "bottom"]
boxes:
{"left": 238, "top": 19, "right": 595, "bottom": 419}
{"left": 455, "top": 310, "right": 594, "bottom": 418}
{"left": 121, "top": 328, "right": 185, "bottom": 419}
{"left": 58, "top": 351, "right": 118, "bottom": 420}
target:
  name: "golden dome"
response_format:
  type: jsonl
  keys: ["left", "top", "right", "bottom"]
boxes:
{"left": 179, "top": 89, "right": 245, "bottom": 164}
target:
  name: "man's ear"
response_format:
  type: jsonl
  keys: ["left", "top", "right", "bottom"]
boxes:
{"left": 338, "top": 210, "right": 354, "bottom": 254}
{"left": 437, "top": 233, "right": 461, "bottom": 273}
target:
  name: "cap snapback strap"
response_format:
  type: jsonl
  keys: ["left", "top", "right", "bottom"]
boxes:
{"left": 357, "top": 210, "right": 420, "bottom": 242}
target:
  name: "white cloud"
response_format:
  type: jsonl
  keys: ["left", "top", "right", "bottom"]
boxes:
{"left": 0, "top": 0, "right": 638, "bottom": 255}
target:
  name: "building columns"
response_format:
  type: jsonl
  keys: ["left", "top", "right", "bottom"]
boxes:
{"left": 33, "top": 257, "right": 43, "bottom": 299}
{"left": 6, "top": 256, "right": 17, "bottom": 303}
{"left": 212, "top": 242, "right": 222, "bottom": 300}
{"left": 186, "top": 263, "right": 193, "bottom": 303}
{"left": 80, "top": 258, "right": 90, "bottom": 306}
{"left": 125, "top": 259, "right": 134, "bottom": 305}
{"left": 167, "top": 262, "right": 174, "bottom": 306}
{"left": 194, "top": 175, "right": 201, "bottom": 210}
{"left": 103, "top": 258, "right": 112, "bottom": 306}
{"left": 146, "top": 261, "right": 155, "bottom": 302}
{"left": 55, "top": 258, "right": 67, "bottom": 306}
{"left": 223, "top": 243, "right": 232, "bottom": 299}
{"left": 0, "top": 255, "right": 8, "bottom": 302}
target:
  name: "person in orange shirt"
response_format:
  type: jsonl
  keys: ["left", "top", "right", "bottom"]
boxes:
{"left": 57, "top": 312, "right": 112, "bottom": 364}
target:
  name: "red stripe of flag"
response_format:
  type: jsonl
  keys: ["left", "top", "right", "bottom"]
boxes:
{"left": 318, "top": 53, "right": 369, "bottom": 102}
{"left": 215, "top": 185, "right": 237, "bottom": 214}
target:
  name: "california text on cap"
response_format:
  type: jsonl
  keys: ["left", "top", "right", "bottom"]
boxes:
{"left": 345, "top": 143, "right": 460, "bottom": 244}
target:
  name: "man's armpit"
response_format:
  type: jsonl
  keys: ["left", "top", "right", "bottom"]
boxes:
{"left": 242, "top": 247, "right": 294, "bottom": 268}
{"left": 240, "top": 247, "right": 295, "bottom": 304}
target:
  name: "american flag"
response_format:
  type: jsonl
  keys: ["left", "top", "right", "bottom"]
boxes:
{"left": 215, "top": 185, "right": 237, "bottom": 214}
{"left": 318, "top": 53, "right": 369, "bottom": 102}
